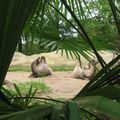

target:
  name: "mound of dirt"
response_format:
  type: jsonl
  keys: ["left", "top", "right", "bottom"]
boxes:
{"left": 10, "top": 50, "right": 114, "bottom": 67}
{"left": 10, "top": 52, "right": 28, "bottom": 66}
{"left": 10, "top": 51, "right": 78, "bottom": 66}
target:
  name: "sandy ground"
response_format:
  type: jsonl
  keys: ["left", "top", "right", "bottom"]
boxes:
{"left": 5, "top": 71, "right": 89, "bottom": 99}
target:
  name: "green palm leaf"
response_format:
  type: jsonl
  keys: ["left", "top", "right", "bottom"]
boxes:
{"left": 79, "top": 96, "right": 120, "bottom": 119}
{"left": 0, "top": 105, "right": 52, "bottom": 120}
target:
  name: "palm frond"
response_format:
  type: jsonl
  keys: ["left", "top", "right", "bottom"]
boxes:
{"left": 79, "top": 96, "right": 120, "bottom": 119}
{"left": 0, "top": 0, "right": 41, "bottom": 87}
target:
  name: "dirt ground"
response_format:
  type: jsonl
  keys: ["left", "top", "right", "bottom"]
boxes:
{"left": 5, "top": 71, "right": 89, "bottom": 99}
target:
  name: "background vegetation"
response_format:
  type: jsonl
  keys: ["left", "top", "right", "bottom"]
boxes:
{"left": 18, "top": 0, "right": 119, "bottom": 55}
{"left": 0, "top": 0, "right": 120, "bottom": 120}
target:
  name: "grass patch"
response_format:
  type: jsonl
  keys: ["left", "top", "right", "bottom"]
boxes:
{"left": 51, "top": 65, "right": 74, "bottom": 71}
{"left": 8, "top": 65, "right": 74, "bottom": 72}
{"left": 19, "top": 81, "right": 51, "bottom": 93}
{"left": 8, "top": 65, "right": 31, "bottom": 72}
{"left": 5, "top": 79, "right": 51, "bottom": 95}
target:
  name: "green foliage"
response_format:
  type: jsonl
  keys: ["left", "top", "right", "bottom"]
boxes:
{"left": 51, "top": 65, "right": 74, "bottom": 71}
{"left": 0, "top": 104, "right": 52, "bottom": 120}
{"left": 78, "top": 96, "right": 120, "bottom": 119}
{"left": 2, "top": 83, "right": 37, "bottom": 107}
{"left": 0, "top": 0, "right": 120, "bottom": 120}
{"left": 0, "top": 0, "right": 40, "bottom": 87}
{"left": 8, "top": 66, "right": 31, "bottom": 72}
{"left": 21, "top": 0, "right": 118, "bottom": 55}
{"left": 4, "top": 80, "right": 51, "bottom": 95}
{"left": 0, "top": 97, "right": 98, "bottom": 120}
